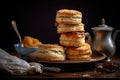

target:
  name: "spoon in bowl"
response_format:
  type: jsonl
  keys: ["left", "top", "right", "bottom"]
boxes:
{"left": 11, "top": 20, "right": 24, "bottom": 47}
{"left": 11, "top": 20, "right": 39, "bottom": 56}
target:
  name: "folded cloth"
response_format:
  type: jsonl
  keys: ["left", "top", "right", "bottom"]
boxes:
{"left": 0, "top": 48, "right": 42, "bottom": 75}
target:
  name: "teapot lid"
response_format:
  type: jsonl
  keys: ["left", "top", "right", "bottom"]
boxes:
{"left": 92, "top": 18, "right": 114, "bottom": 31}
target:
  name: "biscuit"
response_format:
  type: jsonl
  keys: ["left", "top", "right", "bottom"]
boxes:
{"left": 65, "top": 43, "right": 92, "bottom": 60}
{"left": 28, "top": 44, "right": 66, "bottom": 61}
{"left": 60, "top": 32, "right": 85, "bottom": 47}
{"left": 67, "top": 54, "right": 92, "bottom": 60}
{"left": 66, "top": 43, "right": 91, "bottom": 56}
{"left": 57, "top": 23, "right": 84, "bottom": 33}
{"left": 56, "top": 9, "right": 82, "bottom": 24}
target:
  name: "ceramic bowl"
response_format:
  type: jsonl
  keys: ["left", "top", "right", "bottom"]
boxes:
{"left": 14, "top": 43, "right": 39, "bottom": 56}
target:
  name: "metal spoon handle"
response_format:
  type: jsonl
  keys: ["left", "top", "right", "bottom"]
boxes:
{"left": 11, "top": 20, "right": 23, "bottom": 47}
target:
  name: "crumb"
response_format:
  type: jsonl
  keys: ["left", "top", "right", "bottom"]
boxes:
{"left": 82, "top": 74, "right": 90, "bottom": 78}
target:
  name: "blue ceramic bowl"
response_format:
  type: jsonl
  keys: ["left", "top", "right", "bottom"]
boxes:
{"left": 14, "top": 43, "right": 39, "bottom": 56}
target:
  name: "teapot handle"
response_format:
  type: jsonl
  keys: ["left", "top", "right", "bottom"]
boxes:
{"left": 85, "top": 32, "right": 92, "bottom": 45}
{"left": 113, "top": 30, "right": 120, "bottom": 41}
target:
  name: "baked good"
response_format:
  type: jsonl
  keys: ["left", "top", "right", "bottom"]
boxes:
{"left": 23, "top": 36, "right": 42, "bottom": 47}
{"left": 28, "top": 44, "right": 65, "bottom": 61}
{"left": 54, "top": 9, "right": 92, "bottom": 61}
{"left": 60, "top": 32, "right": 85, "bottom": 47}
{"left": 66, "top": 43, "right": 92, "bottom": 56}
{"left": 57, "top": 23, "right": 84, "bottom": 33}
{"left": 66, "top": 43, "right": 92, "bottom": 60}
{"left": 67, "top": 54, "right": 92, "bottom": 60}
{"left": 56, "top": 9, "right": 82, "bottom": 24}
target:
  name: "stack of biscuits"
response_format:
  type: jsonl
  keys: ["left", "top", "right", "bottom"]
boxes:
{"left": 55, "top": 9, "right": 92, "bottom": 60}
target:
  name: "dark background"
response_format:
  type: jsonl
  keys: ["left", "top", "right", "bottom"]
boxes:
{"left": 0, "top": 0, "right": 120, "bottom": 55}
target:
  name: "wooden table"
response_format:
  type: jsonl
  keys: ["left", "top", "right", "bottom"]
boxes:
{"left": 0, "top": 55, "right": 120, "bottom": 79}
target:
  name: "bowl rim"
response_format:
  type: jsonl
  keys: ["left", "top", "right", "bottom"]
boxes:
{"left": 14, "top": 43, "right": 39, "bottom": 49}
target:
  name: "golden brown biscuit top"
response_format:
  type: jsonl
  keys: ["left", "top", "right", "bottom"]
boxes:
{"left": 57, "top": 9, "right": 82, "bottom": 15}
{"left": 67, "top": 43, "right": 91, "bottom": 51}
{"left": 39, "top": 44, "right": 64, "bottom": 50}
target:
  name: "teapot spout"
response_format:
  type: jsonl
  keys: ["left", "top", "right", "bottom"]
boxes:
{"left": 113, "top": 30, "right": 120, "bottom": 41}
{"left": 85, "top": 32, "right": 92, "bottom": 45}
